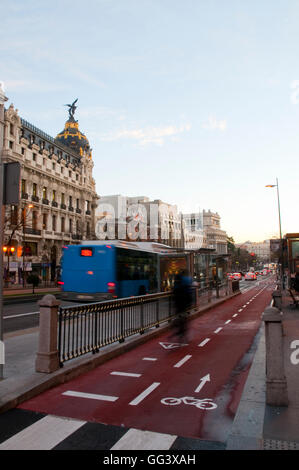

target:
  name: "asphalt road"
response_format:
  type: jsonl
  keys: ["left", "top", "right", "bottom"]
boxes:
{"left": 3, "top": 299, "right": 79, "bottom": 334}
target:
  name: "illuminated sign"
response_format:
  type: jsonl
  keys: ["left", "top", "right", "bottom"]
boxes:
{"left": 80, "top": 248, "right": 93, "bottom": 257}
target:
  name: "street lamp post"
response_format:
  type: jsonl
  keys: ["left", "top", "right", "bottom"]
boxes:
{"left": 0, "top": 84, "right": 8, "bottom": 379}
{"left": 266, "top": 178, "right": 284, "bottom": 289}
{"left": 22, "top": 203, "right": 33, "bottom": 287}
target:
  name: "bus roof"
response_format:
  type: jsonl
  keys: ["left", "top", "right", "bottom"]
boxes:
{"left": 79, "top": 240, "right": 177, "bottom": 254}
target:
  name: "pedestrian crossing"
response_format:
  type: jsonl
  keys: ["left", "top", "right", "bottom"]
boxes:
{"left": 0, "top": 408, "right": 225, "bottom": 451}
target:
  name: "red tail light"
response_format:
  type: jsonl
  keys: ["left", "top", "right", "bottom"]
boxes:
{"left": 57, "top": 281, "right": 64, "bottom": 285}
{"left": 107, "top": 282, "right": 116, "bottom": 293}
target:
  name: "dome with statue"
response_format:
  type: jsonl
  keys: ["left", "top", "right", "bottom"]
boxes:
{"left": 55, "top": 99, "right": 92, "bottom": 158}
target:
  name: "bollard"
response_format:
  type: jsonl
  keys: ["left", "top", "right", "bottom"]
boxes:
{"left": 272, "top": 289, "right": 282, "bottom": 310}
{"left": 262, "top": 306, "right": 288, "bottom": 406}
{"left": 195, "top": 287, "right": 199, "bottom": 308}
{"left": 35, "top": 294, "right": 61, "bottom": 373}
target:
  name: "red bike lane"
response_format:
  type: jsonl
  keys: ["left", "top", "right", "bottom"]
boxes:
{"left": 18, "top": 278, "right": 275, "bottom": 442}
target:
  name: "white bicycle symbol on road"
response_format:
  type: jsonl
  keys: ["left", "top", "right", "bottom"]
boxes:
{"left": 161, "top": 396, "right": 217, "bottom": 410}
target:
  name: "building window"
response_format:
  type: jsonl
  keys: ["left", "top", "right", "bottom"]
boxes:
{"left": 32, "top": 183, "right": 37, "bottom": 197}
{"left": 21, "top": 179, "right": 26, "bottom": 195}
{"left": 21, "top": 147, "right": 25, "bottom": 155}
{"left": 86, "top": 222, "right": 90, "bottom": 238}
{"left": 10, "top": 205, "right": 18, "bottom": 225}
{"left": 61, "top": 217, "right": 65, "bottom": 232}
{"left": 32, "top": 211, "right": 38, "bottom": 230}
{"left": 9, "top": 141, "right": 13, "bottom": 149}
{"left": 52, "top": 163, "right": 55, "bottom": 171}
{"left": 42, "top": 187, "right": 47, "bottom": 199}
{"left": 61, "top": 193, "right": 65, "bottom": 205}
{"left": 32, "top": 153, "right": 36, "bottom": 161}
{"left": 61, "top": 167, "right": 63, "bottom": 174}
{"left": 52, "top": 190, "right": 56, "bottom": 202}
{"left": 42, "top": 214, "right": 47, "bottom": 230}
{"left": 69, "top": 218, "right": 73, "bottom": 233}
{"left": 10, "top": 123, "right": 14, "bottom": 135}
{"left": 52, "top": 215, "right": 56, "bottom": 231}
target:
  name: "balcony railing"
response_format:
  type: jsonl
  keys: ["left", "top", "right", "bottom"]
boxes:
{"left": 24, "top": 227, "right": 41, "bottom": 236}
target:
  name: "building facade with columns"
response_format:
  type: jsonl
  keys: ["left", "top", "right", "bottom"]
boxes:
{"left": 182, "top": 210, "right": 228, "bottom": 254}
{"left": 1, "top": 94, "right": 99, "bottom": 284}
{"left": 95, "top": 194, "right": 183, "bottom": 249}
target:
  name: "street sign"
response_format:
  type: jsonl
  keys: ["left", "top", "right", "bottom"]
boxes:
{"left": 3, "top": 161, "right": 20, "bottom": 205}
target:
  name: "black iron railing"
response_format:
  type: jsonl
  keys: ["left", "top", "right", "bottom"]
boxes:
{"left": 57, "top": 279, "right": 238, "bottom": 366}
{"left": 58, "top": 292, "right": 173, "bottom": 365}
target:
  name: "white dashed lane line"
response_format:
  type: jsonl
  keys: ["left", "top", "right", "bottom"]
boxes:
{"left": 173, "top": 354, "right": 192, "bottom": 368}
{"left": 214, "top": 327, "right": 223, "bottom": 334}
{"left": 110, "top": 372, "right": 142, "bottom": 378}
{"left": 198, "top": 338, "right": 210, "bottom": 347}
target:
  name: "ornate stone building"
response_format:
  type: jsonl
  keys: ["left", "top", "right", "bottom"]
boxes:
{"left": 95, "top": 194, "right": 184, "bottom": 249}
{"left": 1, "top": 96, "right": 99, "bottom": 284}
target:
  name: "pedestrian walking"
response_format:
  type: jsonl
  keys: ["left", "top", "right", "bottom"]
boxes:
{"left": 293, "top": 272, "right": 299, "bottom": 293}
{"left": 170, "top": 270, "right": 193, "bottom": 342}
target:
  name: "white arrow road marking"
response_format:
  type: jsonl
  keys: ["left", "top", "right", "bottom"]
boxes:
{"left": 195, "top": 374, "right": 211, "bottom": 393}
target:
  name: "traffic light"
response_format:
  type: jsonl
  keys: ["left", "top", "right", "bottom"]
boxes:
{"left": 2, "top": 245, "right": 15, "bottom": 255}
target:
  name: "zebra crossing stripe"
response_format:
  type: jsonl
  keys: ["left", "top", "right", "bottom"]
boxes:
{"left": 111, "top": 428, "right": 177, "bottom": 450}
{"left": 0, "top": 415, "right": 86, "bottom": 450}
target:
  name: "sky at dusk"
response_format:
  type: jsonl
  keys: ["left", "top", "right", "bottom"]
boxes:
{"left": 1, "top": 0, "right": 299, "bottom": 243}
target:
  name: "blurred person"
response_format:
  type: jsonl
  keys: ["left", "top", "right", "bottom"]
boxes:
{"left": 170, "top": 270, "right": 193, "bottom": 342}
{"left": 293, "top": 272, "right": 299, "bottom": 293}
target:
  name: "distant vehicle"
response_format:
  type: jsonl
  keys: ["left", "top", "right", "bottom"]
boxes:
{"left": 227, "top": 273, "right": 234, "bottom": 279}
{"left": 245, "top": 272, "right": 257, "bottom": 281}
{"left": 232, "top": 273, "right": 242, "bottom": 280}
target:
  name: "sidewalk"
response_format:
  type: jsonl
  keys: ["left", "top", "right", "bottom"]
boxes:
{"left": 3, "top": 285, "right": 61, "bottom": 304}
{"left": 1, "top": 285, "right": 299, "bottom": 450}
{"left": 227, "top": 289, "right": 299, "bottom": 450}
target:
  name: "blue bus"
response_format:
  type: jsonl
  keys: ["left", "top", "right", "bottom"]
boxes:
{"left": 60, "top": 241, "right": 188, "bottom": 302}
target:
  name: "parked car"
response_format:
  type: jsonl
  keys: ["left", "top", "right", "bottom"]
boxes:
{"left": 245, "top": 272, "right": 257, "bottom": 281}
